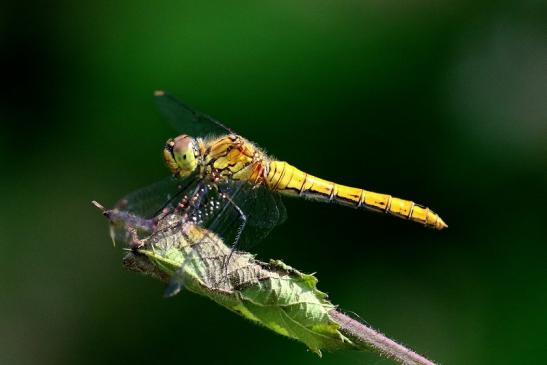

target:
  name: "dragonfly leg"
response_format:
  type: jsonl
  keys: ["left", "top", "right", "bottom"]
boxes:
{"left": 126, "top": 225, "right": 145, "bottom": 249}
{"left": 219, "top": 193, "right": 248, "bottom": 281}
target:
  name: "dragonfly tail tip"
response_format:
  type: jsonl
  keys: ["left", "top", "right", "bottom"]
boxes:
{"left": 437, "top": 216, "right": 448, "bottom": 230}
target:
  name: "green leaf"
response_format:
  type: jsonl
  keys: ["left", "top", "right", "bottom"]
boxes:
{"left": 124, "top": 222, "right": 355, "bottom": 355}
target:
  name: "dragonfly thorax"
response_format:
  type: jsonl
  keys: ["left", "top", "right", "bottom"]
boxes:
{"left": 201, "top": 135, "right": 266, "bottom": 183}
{"left": 163, "top": 134, "right": 201, "bottom": 177}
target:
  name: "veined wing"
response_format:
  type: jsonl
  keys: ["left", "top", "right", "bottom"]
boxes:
{"left": 110, "top": 175, "right": 199, "bottom": 245}
{"left": 154, "top": 179, "right": 287, "bottom": 256}
{"left": 163, "top": 180, "right": 287, "bottom": 296}
{"left": 110, "top": 175, "right": 286, "bottom": 247}
{"left": 109, "top": 175, "right": 287, "bottom": 295}
{"left": 154, "top": 90, "right": 233, "bottom": 137}
{"left": 114, "top": 176, "right": 196, "bottom": 218}
{"left": 213, "top": 180, "right": 287, "bottom": 249}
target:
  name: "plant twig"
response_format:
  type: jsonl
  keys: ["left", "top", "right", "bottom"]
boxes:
{"left": 330, "top": 310, "right": 437, "bottom": 365}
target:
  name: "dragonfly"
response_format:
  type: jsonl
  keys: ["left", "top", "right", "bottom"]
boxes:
{"left": 112, "top": 91, "right": 447, "bottom": 292}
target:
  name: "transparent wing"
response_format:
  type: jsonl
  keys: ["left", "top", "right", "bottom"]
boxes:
{"left": 215, "top": 180, "right": 287, "bottom": 249}
{"left": 154, "top": 90, "right": 233, "bottom": 137}
{"left": 163, "top": 180, "right": 287, "bottom": 296}
{"left": 110, "top": 175, "right": 200, "bottom": 245}
{"left": 117, "top": 177, "right": 287, "bottom": 249}
{"left": 114, "top": 176, "right": 194, "bottom": 217}
{"left": 109, "top": 175, "right": 287, "bottom": 295}
{"left": 174, "top": 180, "right": 287, "bottom": 251}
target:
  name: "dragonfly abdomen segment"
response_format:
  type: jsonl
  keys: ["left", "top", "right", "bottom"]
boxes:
{"left": 267, "top": 161, "right": 447, "bottom": 230}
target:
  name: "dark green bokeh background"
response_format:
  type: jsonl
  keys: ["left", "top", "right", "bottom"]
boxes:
{"left": 2, "top": 1, "right": 546, "bottom": 364}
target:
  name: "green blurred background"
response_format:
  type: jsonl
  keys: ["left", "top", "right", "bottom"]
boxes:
{"left": 1, "top": 1, "right": 546, "bottom": 364}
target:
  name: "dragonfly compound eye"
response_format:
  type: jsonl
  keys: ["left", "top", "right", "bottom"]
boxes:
{"left": 167, "top": 134, "right": 198, "bottom": 177}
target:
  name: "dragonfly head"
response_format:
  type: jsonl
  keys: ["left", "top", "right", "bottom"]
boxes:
{"left": 163, "top": 134, "right": 199, "bottom": 177}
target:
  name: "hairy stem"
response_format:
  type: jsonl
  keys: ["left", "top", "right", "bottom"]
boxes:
{"left": 330, "top": 310, "right": 437, "bottom": 365}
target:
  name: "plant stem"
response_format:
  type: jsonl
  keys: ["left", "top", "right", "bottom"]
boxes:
{"left": 330, "top": 310, "right": 437, "bottom": 365}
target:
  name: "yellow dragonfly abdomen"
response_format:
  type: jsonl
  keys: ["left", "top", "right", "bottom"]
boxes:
{"left": 266, "top": 161, "right": 447, "bottom": 230}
